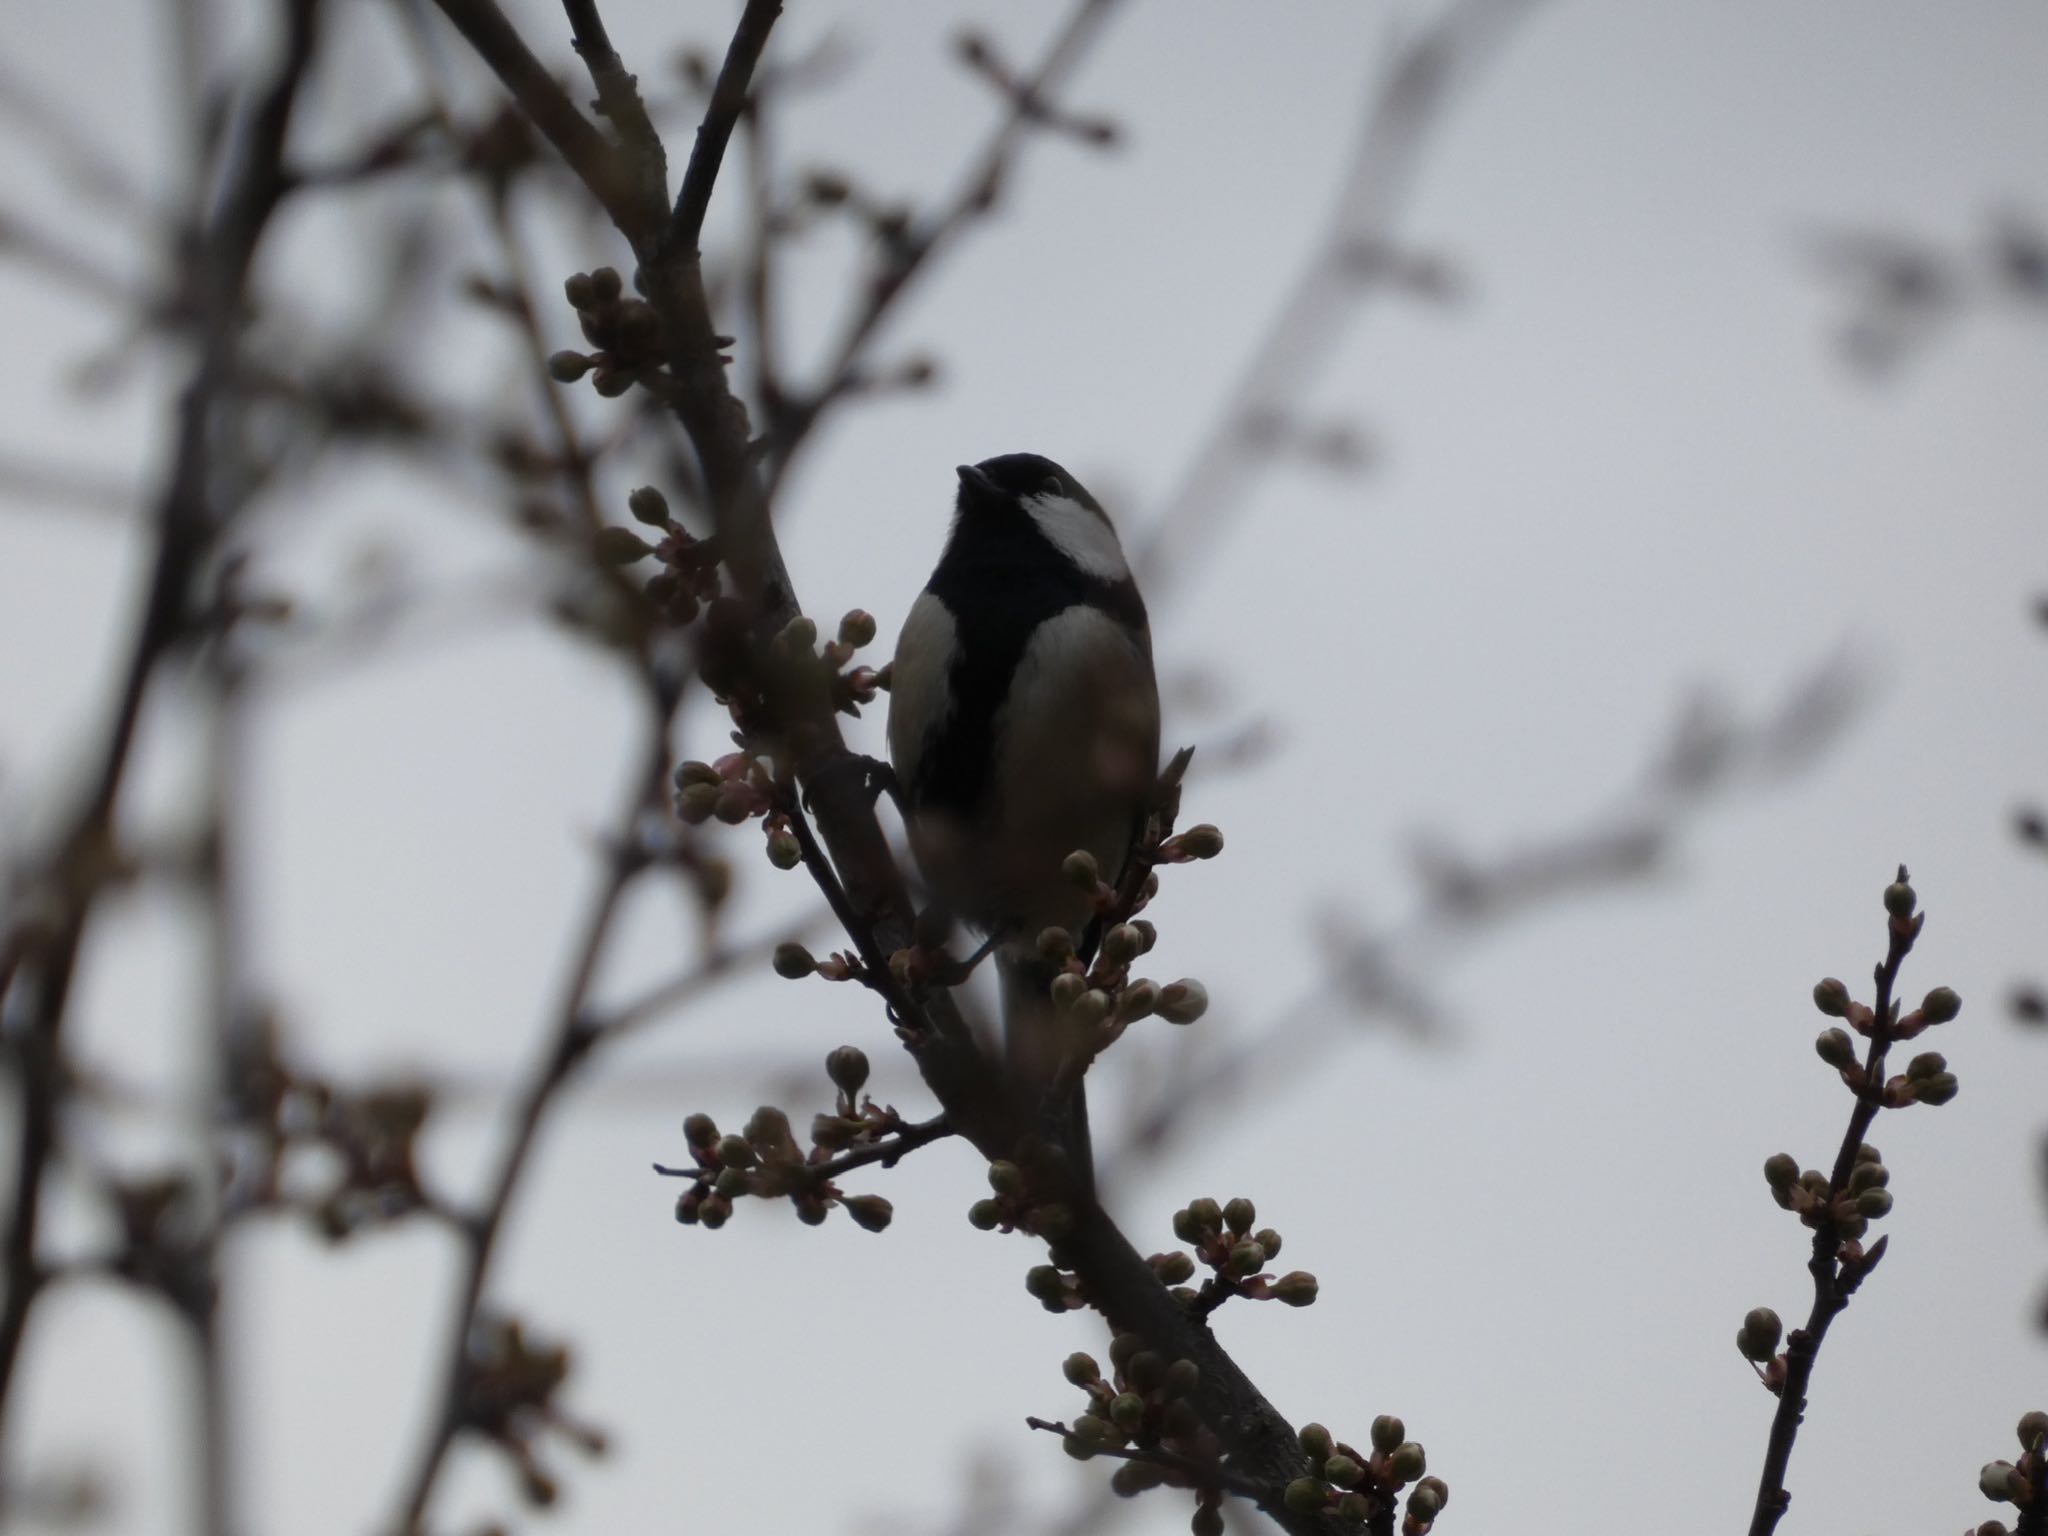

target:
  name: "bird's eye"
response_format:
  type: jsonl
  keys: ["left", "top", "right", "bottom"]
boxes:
{"left": 1039, "top": 476, "right": 1064, "bottom": 497}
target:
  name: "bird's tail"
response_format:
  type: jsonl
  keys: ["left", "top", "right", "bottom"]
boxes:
{"left": 996, "top": 948, "right": 1094, "bottom": 1198}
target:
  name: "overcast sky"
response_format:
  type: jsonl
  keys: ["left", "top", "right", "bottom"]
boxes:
{"left": 3, "top": 3, "right": 2047, "bottom": 1535}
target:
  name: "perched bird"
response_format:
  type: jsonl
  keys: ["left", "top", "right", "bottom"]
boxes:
{"left": 887, "top": 454, "right": 1159, "bottom": 1191}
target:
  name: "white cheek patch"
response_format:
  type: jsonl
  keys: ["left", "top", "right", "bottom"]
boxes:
{"left": 1023, "top": 492, "right": 1129, "bottom": 583}
{"left": 887, "top": 591, "right": 958, "bottom": 782}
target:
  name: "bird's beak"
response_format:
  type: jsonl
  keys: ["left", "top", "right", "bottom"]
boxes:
{"left": 956, "top": 463, "right": 997, "bottom": 497}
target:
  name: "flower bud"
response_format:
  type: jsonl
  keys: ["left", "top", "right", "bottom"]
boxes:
{"left": 715, "top": 1134, "right": 756, "bottom": 1169}
{"left": 775, "top": 614, "right": 817, "bottom": 655}
{"left": 1914, "top": 1070, "right": 1959, "bottom": 1106}
{"left": 1062, "top": 849, "right": 1100, "bottom": 889}
{"left": 2019, "top": 1410, "right": 2048, "bottom": 1451}
{"left": 826, "top": 1045, "right": 870, "bottom": 1095}
{"left": 1981, "top": 1460, "right": 2022, "bottom": 1502}
{"left": 1187, "top": 1197, "right": 1222, "bottom": 1234}
{"left": 1101, "top": 924, "right": 1143, "bottom": 968}
{"left": 1416, "top": 1476, "right": 1449, "bottom": 1512}
{"left": 1069, "top": 989, "right": 1111, "bottom": 1030}
{"left": 1156, "top": 979, "right": 1209, "bottom": 1025}
{"left": 547, "top": 349, "right": 592, "bottom": 382}
{"left": 676, "top": 781, "right": 721, "bottom": 824}
{"left": 810, "top": 1113, "right": 856, "bottom": 1151}
{"left": 1062, "top": 1351, "right": 1099, "bottom": 1386}
{"left": 1165, "top": 1358, "right": 1200, "bottom": 1398}
{"left": 1109, "top": 1392, "right": 1145, "bottom": 1431}
{"left": 1108, "top": 1332, "right": 1142, "bottom": 1373}
{"left": 595, "top": 526, "right": 653, "bottom": 565}
{"left": 772, "top": 943, "right": 817, "bottom": 979}
{"left": 1390, "top": 1441, "right": 1427, "bottom": 1482}
{"left": 1223, "top": 1197, "right": 1256, "bottom": 1234}
{"left": 1370, "top": 1414, "right": 1406, "bottom": 1454}
{"left": 1763, "top": 1153, "right": 1800, "bottom": 1189}
{"left": 1922, "top": 986, "right": 1962, "bottom": 1024}
{"left": 1813, "top": 977, "right": 1852, "bottom": 1017}
{"left": 1337, "top": 1493, "right": 1372, "bottom": 1523}
{"left": 1906, "top": 1050, "right": 1947, "bottom": 1082}
{"left": 837, "top": 609, "right": 877, "bottom": 648}
{"left": 1228, "top": 1241, "right": 1266, "bottom": 1276}
{"left": 1815, "top": 1028, "right": 1857, "bottom": 1069}
{"left": 1177, "top": 824, "right": 1225, "bottom": 859}
{"left": 988, "top": 1161, "right": 1023, "bottom": 1197}
{"left": 714, "top": 1166, "right": 747, "bottom": 1198}
{"left": 1151, "top": 1251, "right": 1195, "bottom": 1285}
{"left": 588, "top": 266, "right": 623, "bottom": 303}
{"left": 1191, "top": 1504, "right": 1225, "bottom": 1536}
{"left": 1071, "top": 1412, "right": 1111, "bottom": 1446}
{"left": 1115, "top": 980, "right": 1159, "bottom": 1023}
{"left": 683, "top": 1112, "right": 719, "bottom": 1149}
{"left": 1408, "top": 1482, "right": 1444, "bottom": 1521}
{"left": 1298, "top": 1422, "right": 1334, "bottom": 1460}
{"left": 967, "top": 1199, "right": 1002, "bottom": 1230}
{"left": 1024, "top": 1265, "right": 1067, "bottom": 1303}
{"left": 1037, "top": 926, "right": 1075, "bottom": 965}
{"left": 844, "top": 1194, "right": 893, "bottom": 1232}
{"left": 1737, "top": 1306, "right": 1782, "bottom": 1362}
{"left": 743, "top": 1105, "right": 792, "bottom": 1151}
{"left": 1283, "top": 1478, "right": 1328, "bottom": 1513}
{"left": 1110, "top": 1461, "right": 1165, "bottom": 1498}
{"left": 626, "top": 485, "right": 671, "bottom": 526}
{"left": 1254, "top": 1227, "right": 1283, "bottom": 1258}
{"left": 1855, "top": 1142, "right": 1883, "bottom": 1164}
{"left": 1324, "top": 1454, "right": 1365, "bottom": 1489}
{"left": 1848, "top": 1160, "right": 1889, "bottom": 1193}
{"left": 698, "top": 1192, "right": 731, "bottom": 1228}
{"left": 1049, "top": 971, "right": 1088, "bottom": 1009}
{"left": 1031, "top": 1203, "right": 1074, "bottom": 1242}
{"left": 1273, "top": 1270, "right": 1319, "bottom": 1306}
{"left": 765, "top": 828, "right": 802, "bottom": 869}
{"left": 1855, "top": 1187, "right": 1893, "bottom": 1219}
{"left": 1130, "top": 919, "right": 1157, "bottom": 953}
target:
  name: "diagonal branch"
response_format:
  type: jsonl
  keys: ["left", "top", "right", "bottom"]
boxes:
{"left": 667, "top": 0, "right": 781, "bottom": 254}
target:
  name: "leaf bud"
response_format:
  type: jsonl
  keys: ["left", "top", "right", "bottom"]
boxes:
{"left": 1737, "top": 1306, "right": 1783, "bottom": 1362}
{"left": 1922, "top": 985, "right": 1962, "bottom": 1024}
{"left": 1283, "top": 1478, "right": 1328, "bottom": 1513}
{"left": 1165, "top": 1358, "right": 1200, "bottom": 1398}
{"left": 1273, "top": 1270, "right": 1319, "bottom": 1306}
{"left": 988, "top": 1160, "right": 1024, "bottom": 1196}
{"left": 1177, "top": 823, "right": 1225, "bottom": 859}
{"left": 1151, "top": 1250, "right": 1195, "bottom": 1285}
{"left": 967, "top": 1199, "right": 1002, "bottom": 1230}
{"left": 1324, "top": 1454, "right": 1365, "bottom": 1489}
{"left": 1390, "top": 1441, "right": 1427, "bottom": 1482}
{"left": 1854, "top": 1187, "right": 1893, "bottom": 1219}
{"left": 1981, "top": 1460, "right": 2023, "bottom": 1502}
{"left": 1813, "top": 977, "right": 1852, "bottom": 1017}
{"left": 772, "top": 943, "right": 817, "bottom": 979}
{"left": 1062, "top": 1351, "right": 1100, "bottom": 1386}
{"left": 1815, "top": 1027, "right": 1857, "bottom": 1069}
{"left": 1227, "top": 1241, "right": 1266, "bottom": 1276}
{"left": 626, "top": 485, "right": 671, "bottom": 526}
{"left": 1223, "top": 1196, "right": 1256, "bottom": 1234}
{"left": 1156, "top": 979, "right": 1209, "bottom": 1025}
{"left": 1298, "top": 1423, "right": 1334, "bottom": 1460}
{"left": 826, "top": 1045, "right": 870, "bottom": 1095}
{"left": 844, "top": 1194, "right": 893, "bottom": 1232}
{"left": 1914, "top": 1070, "right": 1959, "bottom": 1106}
{"left": 1062, "top": 849, "right": 1100, "bottom": 888}
{"left": 1370, "top": 1414, "right": 1406, "bottom": 1454}
{"left": 836, "top": 609, "right": 877, "bottom": 648}
{"left": 595, "top": 526, "right": 653, "bottom": 565}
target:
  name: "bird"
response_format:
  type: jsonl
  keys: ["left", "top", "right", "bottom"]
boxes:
{"left": 886, "top": 453, "right": 1160, "bottom": 1194}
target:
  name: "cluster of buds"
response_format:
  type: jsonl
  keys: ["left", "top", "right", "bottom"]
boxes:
{"left": 1762, "top": 1142, "right": 1898, "bottom": 1246}
{"left": 770, "top": 940, "right": 865, "bottom": 985}
{"left": 1282, "top": 1415, "right": 1446, "bottom": 1533}
{"left": 675, "top": 751, "right": 775, "bottom": 830}
{"left": 1812, "top": 973, "right": 1962, "bottom": 1110}
{"left": 1031, "top": 883, "right": 1210, "bottom": 1078}
{"left": 967, "top": 1156, "right": 1083, "bottom": 1257}
{"left": 664, "top": 1048, "right": 894, "bottom": 1233}
{"left": 1973, "top": 1409, "right": 2048, "bottom": 1529}
{"left": 1052, "top": 1337, "right": 1221, "bottom": 1509}
{"left": 1735, "top": 1305, "right": 1788, "bottom": 1391}
{"left": 769, "top": 609, "right": 886, "bottom": 718}
{"left": 458, "top": 1313, "right": 606, "bottom": 1507}
{"left": 593, "top": 485, "right": 722, "bottom": 628}
{"left": 547, "top": 266, "right": 668, "bottom": 398}
{"left": 1158, "top": 1197, "right": 1317, "bottom": 1313}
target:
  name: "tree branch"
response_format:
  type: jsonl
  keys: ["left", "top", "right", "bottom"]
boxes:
{"left": 667, "top": 0, "right": 780, "bottom": 254}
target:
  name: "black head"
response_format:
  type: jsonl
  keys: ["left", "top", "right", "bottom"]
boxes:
{"left": 956, "top": 453, "right": 1104, "bottom": 519}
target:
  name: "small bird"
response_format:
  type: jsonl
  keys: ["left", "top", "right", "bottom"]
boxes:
{"left": 887, "top": 454, "right": 1160, "bottom": 1191}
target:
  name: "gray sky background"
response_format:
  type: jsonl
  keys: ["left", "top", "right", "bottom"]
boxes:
{"left": 2, "top": 3, "right": 2046, "bottom": 1534}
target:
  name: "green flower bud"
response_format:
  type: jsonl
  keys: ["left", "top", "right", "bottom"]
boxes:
{"left": 775, "top": 614, "right": 818, "bottom": 655}
{"left": 547, "top": 349, "right": 592, "bottom": 382}
{"left": 1254, "top": 1227, "right": 1283, "bottom": 1258}
{"left": 967, "top": 1199, "right": 1002, "bottom": 1230}
{"left": 1109, "top": 1461, "right": 1165, "bottom": 1498}
{"left": 1165, "top": 1358, "right": 1200, "bottom": 1398}
{"left": 1109, "top": 1392, "right": 1145, "bottom": 1431}
{"left": 772, "top": 943, "right": 817, "bottom": 979}
{"left": 1847, "top": 1160, "right": 1888, "bottom": 1194}
{"left": 1164, "top": 1398, "right": 1202, "bottom": 1438}
{"left": 2019, "top": 1410, "right": 2048, "bottom": 1451}
{"left": 1062, "top": 1351, "right": 1100, "bottom": 1386}
{"left": 589, "top": 266, "right": 623, "bottom": 303}
{"left": 1323, "top": 1454, "right": 1365, "bottom": 1489}
{"left": 1981, "top": 1460, "right": 2022, "bottom": 1502}
{"left": 698, "top": 1192, "right": 731, "bottom": 1228}
{"left": 1049, "top": 971, "right": 1088, "bottom": 1010}
{"left": 1283, "top": 1478, "right": 1328, "bottom": 1513}
{"left": 1815, "top": 1027, "right": 1856, "bottom": 1069}
{"left": 844, "top": 1193, "right": 893, "bottom": 1232}
{"left": 591, "top": 363, "right": 632, "bottom": 397}
{"left": 1737, "top": 1306, "right": 1783, "bottom": 1362}
{"left": 1337, "top": 1493, "right": 1373, "bottom": 1522}
{"left": 683, "top": 1112, "right": 719, "bottom": 1149}
{"left": 1837, "top": 1211, "right": 1869, "bottom": 1240}
{"left": 1114, "top": 980, "right": 1160, "bottom": 1023}
{"left": 676, "top": 781, "right": 720, "bottom": 824}
{"left": 1416, "top": 1476, "right": 1450, "bottom": 1512}
{"left": 714, "top": 1166, "right": 748, "bottom": 1198}
{"left": 1274, "top": 1270, "right": 1319, "bottom": 1306}
{"left": 1914, "top": 1070, "right": 1959, "bottom": 1106}
{"left": 1062, "top": 849, "right": 1100, "bottom": 889}
{"left": 1101, "top": 924, "right": 1143, "bottom": 967}
{"left": 810, "top": 1113, "right": 856, "bottom": 1150}
{"left": 1171, "top": 1206, "right": 1203, "bottom": 1244}
{"left": 1390, "top": 1441, "right": 1427, "bottom": 1482}
{"left": 1408, "top": 1482, "right": 1444, "bottom": 1521}
{"left": 1131, "top": 919, "right": 1157, "bottom": 953}
{"left": 1068, "top": 989, "right": 1111, "bottom": 1030}
{"left": 1854, "top": 1187, "right": 1893, "bottom": 1219}
{"left": 1370, "top": 1414, "right": 1406, "bottom": 1454}
{"left": 1187, "top": 1197, "right": 1222, "bottom": 1234}
{"left": 1922, "top": 986, "right": 1962, "bottom": 1024}
{"left": 1024, "top": 1265, "right": 1067, "bottom": 1302}
{"left": 1855, "top": 1142, "right": 1883, "bottom": 1164}
{"left": 1906, "top": 1050, "right": 1947, "bottom": 1082}
{"left": 837, "top": 609, "right": 877, "bottom": 648}
{"left": 1976, "top": 1522, "right": 2013, "bottom": 1536}
{"left": 1223, "top": 1196, "right": 1256, "bottom": 1234}
{"left": 1072, "top": 1412, "right": 1112, "bottom": 1446}
{"left": 564, "top": 271, "right": 597, "bottom": 308}
{"left": 715, "top": 1134, "right": 757, "bottom": 1169}
{"left": 595, "top": 526, "right": 653, "bottom": 565}
{"left": 1799, "top": 1169, "right": 1831, "bottom": 1201}
{"left": 1298, "top": 1422, "right": 1334, "bottom": 1461}
{"left": 1128, "top": 1351, "right": 1164, "bottom": 1391}
{"left": 1813, "top": 977, "right": 1852, "bottom": 1017}
{"left": 1883, "top": 879, "right": 1916, "bottom": 918}
{"left": 1157, "top": 979, "right": 1209, "bottom": 1025}
{"left": 825, "top": 1045, "right": 869, "bottom": 1095}
{"left": 1061, "top": 1432, "right": 1095, "bottom": 1461}
{"left": 989, "top": 1161, "right": 1024, "bottom": 1197}
{"left": 1227, "top": 1240, "right": 1266, "bottom": 1276}
{"left": 1191, "top": 1503, "right": 1225, "bottom": 1536}
{"left": 743, "top": 1105, "right": 791, "bottom": 1150}
{"left": 1031, "top": 1203, "right": 1074, "bottom": 1242}
{"left": 626, "top": 485, "right": 671, "bottom": 526}
{"left": 1151, "top": 1251, "right": 1195, "bottom": 1285}
{"left": 1763, "top": 1153, "right": 1800, "bottom": 1189}
{"left": 1178, "top": 824, "right": 1225, "bottom": 859}
{"left": 1108, "top": 1332, "right": 1142, "bottom": 1373}
{"left": 1037, "top": 926, "right": 1075, "bottom": 964}
{"left": 765, "top": 828, "right": 802, "bottom": 869}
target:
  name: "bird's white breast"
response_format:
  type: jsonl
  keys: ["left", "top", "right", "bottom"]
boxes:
{"left": 886, "top": 589, "right": 958, "bottom": 785}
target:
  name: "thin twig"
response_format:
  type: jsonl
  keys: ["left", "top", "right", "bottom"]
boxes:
{"left": 667, "top": 0, "right": 780, "bottom": 254}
